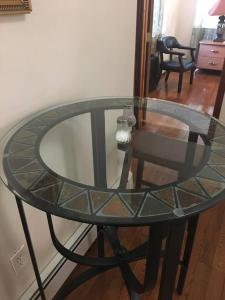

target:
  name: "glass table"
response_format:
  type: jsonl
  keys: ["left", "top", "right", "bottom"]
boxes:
{"left": 1, "top": 97, "right": 225, "bottom": 300}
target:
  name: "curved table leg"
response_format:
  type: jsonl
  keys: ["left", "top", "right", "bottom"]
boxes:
{"left": 47, "top": 214, "right": 190, "bottom": 300}
{"left": 53, "top": 265, "right": 113, "bottom": 300}
{"left": 104, "top": 225, "right": 168, "bottom": 298}
{"left": 47, "top": 215, "right": 149, "bottom": 299}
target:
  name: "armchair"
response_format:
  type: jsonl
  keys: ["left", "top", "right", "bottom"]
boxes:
{"left": 157, "top": 36, "right": 196, "bottom": 93}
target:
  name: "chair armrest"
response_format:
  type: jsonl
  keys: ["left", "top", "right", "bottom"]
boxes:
{"left": 176, "top": 45, "right": 196, "bottom": 62}
{"left": 164, "top": 49, "right": 185, "bottom": 56}
{"left": 177, "top": 45, "right": 196, "bottom": 51}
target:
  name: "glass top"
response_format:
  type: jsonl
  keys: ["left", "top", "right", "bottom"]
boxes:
{"left": 1, "top": 97, "right": 225, "bottom": 225}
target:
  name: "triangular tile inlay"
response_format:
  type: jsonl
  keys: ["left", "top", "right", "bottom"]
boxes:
{"left": 212, "top": 149, "right": 225, "bottom": 158}
{"left": 8, "top": 157, "right": 33, "bottom": 171}
{"left": 197, "top": 178, "right": 225, "bottom": 197}
{"left": 208, "top": 121, "right": 225, "bottom": 139}
{"left": 119, "top": 193, "right": 145, "bottom": 214}
{"left": 13, "top": 135, "right": 37, "bottom": 145}
{"left": 152, "top": 187, "right": 176, "bottom": 208}
{"left": 98, "top": 195, "right": 132, "bottom": 217}
{"left": 31, "top": 172, "right": 61, "bottom": 190}
{"left": 9, "top": 143, "right": 32, "bottom": 153}
{"left": 41, "top": 111, "right": 59, "bottom": 119}
{"left": 208, "top": 153, "right": 225, "bottom": 164}
{"left": 14, "top": 171, "right": 42, "bottom": 189}
{"left": 211, "top": 142, "right": 225, "bottom": 151}
{"left": 25, "top": 119, "right": 44, "bottom": 128}
{"left": 12, "top": 148, "right": 35, "bottom": 158}
{"left": 176, "top": 189, "right": 205, "bottom": 208}
{"left": 14, "top": 160, "right": 44, "bottom": 173}
{"left": 139, "top": 194, "right": 172, "bottom": 217}
{"left": 63, "top": 191, "right": 90, "bottom": 214}
{"left": 212, "top": 136, "right": 225, "bottom": 145}
{"left": 32, "top": 182, "right": 62, "bottom": 204}
{"left": 25, "top": 126, "right": 46, "bottom": 134}
{"left": 197, "top": 166, "right": 224, "bottom": 182}
{"left": 210, "top": 165, "right": 225, "bottom": 178}
{"left": 14, "top": 130, "right": 36, "bottom": 140}
{"left": 90, "top": 190, "right": 112, "bottom": 212}
{"left": 58, "top": 183, "right": 84, "bottom": 204}
{"left": 38, "top": 117, "right": 56, "bottom": 125}
{"left": 178, "top": 178, "right": 206, "bottom": 197}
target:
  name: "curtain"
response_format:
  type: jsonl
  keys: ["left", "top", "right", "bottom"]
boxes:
{"left": 190, "top": 0, "right": 218, "bottom": 48}
{"left": 151, "top": 0, "right": 166, "bottom": 54}
{"left": 191, "top": 28, "right": 217, "bottom": 48}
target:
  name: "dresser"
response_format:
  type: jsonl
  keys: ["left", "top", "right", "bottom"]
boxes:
{"left": 197, "top": 40, "right": 225, "bottom": 71}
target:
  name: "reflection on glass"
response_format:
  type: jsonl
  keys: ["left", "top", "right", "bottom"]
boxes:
{"left": 123, "top": 105, "right": 136, "bottom": 127}
{"left": 40, "top": 113, "right": 94, "bottom": 186}
{"left": 38, "top": 106, "right": 210, "bottom": 192}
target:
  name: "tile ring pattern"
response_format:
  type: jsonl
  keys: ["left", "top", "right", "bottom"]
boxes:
{"left": 1, "top": 97, "right": 225, "bottom": 225}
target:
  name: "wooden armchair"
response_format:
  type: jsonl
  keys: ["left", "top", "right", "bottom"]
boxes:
{"left": 157, "top": 36, "right": 196, "bottom": 93}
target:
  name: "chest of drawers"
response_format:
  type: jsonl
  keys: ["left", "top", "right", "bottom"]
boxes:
{"left": 197, "top": 40, "right": 225, "bottom": 71}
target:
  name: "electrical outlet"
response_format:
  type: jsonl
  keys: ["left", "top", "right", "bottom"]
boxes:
{"left": 10, "top": 245, "right": 27, "bottom": 275}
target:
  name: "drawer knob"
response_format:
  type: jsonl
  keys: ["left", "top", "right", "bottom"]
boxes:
{"left": 210, "top": 49, "right": 219, "bottom": 53}
{"left": 208, "top": 61, "right": 218, "bottom": 65}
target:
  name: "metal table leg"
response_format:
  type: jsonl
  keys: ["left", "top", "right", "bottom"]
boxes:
{"left": 16, "top": 196, "right": 46, "bottom": 300}
{"left": 158, "top": 220, "right": 186, "bottom": 300}
{"left": 177, "top": 215, "right": 199, "bottom": 294}
{"left": 144, "top": 223, "right": 168, "bottom": 291}
{"left": 97, "top": 225, "right": 105, "bottom": 257}
{"left": 91, "top": 109, "right": 107, "bottom": 259}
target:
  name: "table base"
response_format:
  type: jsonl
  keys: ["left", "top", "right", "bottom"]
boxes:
{"left": 16, "top": 196, "right": 199, "bottom": 300}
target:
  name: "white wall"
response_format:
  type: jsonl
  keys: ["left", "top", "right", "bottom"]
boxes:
{"left": 162, "top": 0, "right": 197, "bottom": 46}
{"left": 162, "top": 0, "right": 179, "bottom": 37}
{"left": 175, "top": 0, "right": 196, "bottom": 46}
{"left": 0, "top": 1, "right": 137, "bottom": 299}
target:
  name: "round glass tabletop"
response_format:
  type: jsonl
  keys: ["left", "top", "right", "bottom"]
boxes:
{"left": 1, "top": 97, "right": 225, "bottom": 225}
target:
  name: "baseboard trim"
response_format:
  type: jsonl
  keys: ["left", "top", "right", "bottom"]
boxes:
{"left": 20, "top": 223, "right": 97, "bottom": 300}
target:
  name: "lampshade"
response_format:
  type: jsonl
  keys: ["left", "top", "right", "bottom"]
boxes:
{"left": 209, "top": 0, "right": 225, "bottom": 16}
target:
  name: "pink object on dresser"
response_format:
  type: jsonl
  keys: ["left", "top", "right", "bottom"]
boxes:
{"left": 197, "top": 40, "right": 225, "bottom": 71}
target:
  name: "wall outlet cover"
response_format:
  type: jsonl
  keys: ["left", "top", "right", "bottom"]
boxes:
{"left": 10, "top": 245, "right": 27, "bottom": 275}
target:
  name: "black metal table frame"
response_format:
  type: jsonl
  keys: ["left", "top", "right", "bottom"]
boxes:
{"left": 4, "top": 99, "right": 220, "bottom": 299}
{"left": 16, "top": 195, "right": 199, "bottom": 300}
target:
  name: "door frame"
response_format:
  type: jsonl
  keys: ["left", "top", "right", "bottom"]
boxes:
{"left": 133, "top": 0, "right": 154, "bottom": 97}
{"left": 213, "top": 59, "right": 225, "bottom": 119}
{"left": 134, "top": 1, "right": 225, "bottom": 119}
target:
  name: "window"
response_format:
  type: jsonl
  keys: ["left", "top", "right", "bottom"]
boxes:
{"left": 194, "top": 0, "right": 218, "bottom": 28}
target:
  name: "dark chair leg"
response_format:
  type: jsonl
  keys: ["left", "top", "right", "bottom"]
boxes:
{"left": 158, "top": 69, "right": 162, "bottom": 83}
{"left": 178, "top": 72, "right": 183, "bottom": 93}
{"left": 165, "top": 71, "right": 170, "bottom": 82}
{"left": 177, "top": 215, "right": 199, "bottom": 294}
{"left": 190, "top": 68, "right": 195, "bottom": 84}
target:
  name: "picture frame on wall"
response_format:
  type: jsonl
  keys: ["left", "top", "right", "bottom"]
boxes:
{"left": 0, "top": 0, "right": 32, "bottom": 14}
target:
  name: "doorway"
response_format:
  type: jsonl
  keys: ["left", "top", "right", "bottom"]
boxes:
{"left": 134, "top": 0, "right": 225, "bottom": 118}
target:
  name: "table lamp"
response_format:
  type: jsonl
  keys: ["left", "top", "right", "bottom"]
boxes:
{"left": 209, "top": 0, "right": 225, "bottom": 42}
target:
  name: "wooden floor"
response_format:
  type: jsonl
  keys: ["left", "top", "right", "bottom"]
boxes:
{"left": 149, "top": 70, "right": 220, "bottom": 115}
{"left": 64, "top": 71, "right": 225, "bottom": 300}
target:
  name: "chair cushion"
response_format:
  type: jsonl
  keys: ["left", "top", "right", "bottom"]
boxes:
{"left": 162, "top": 58, "right": 195, "bottom": 72}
